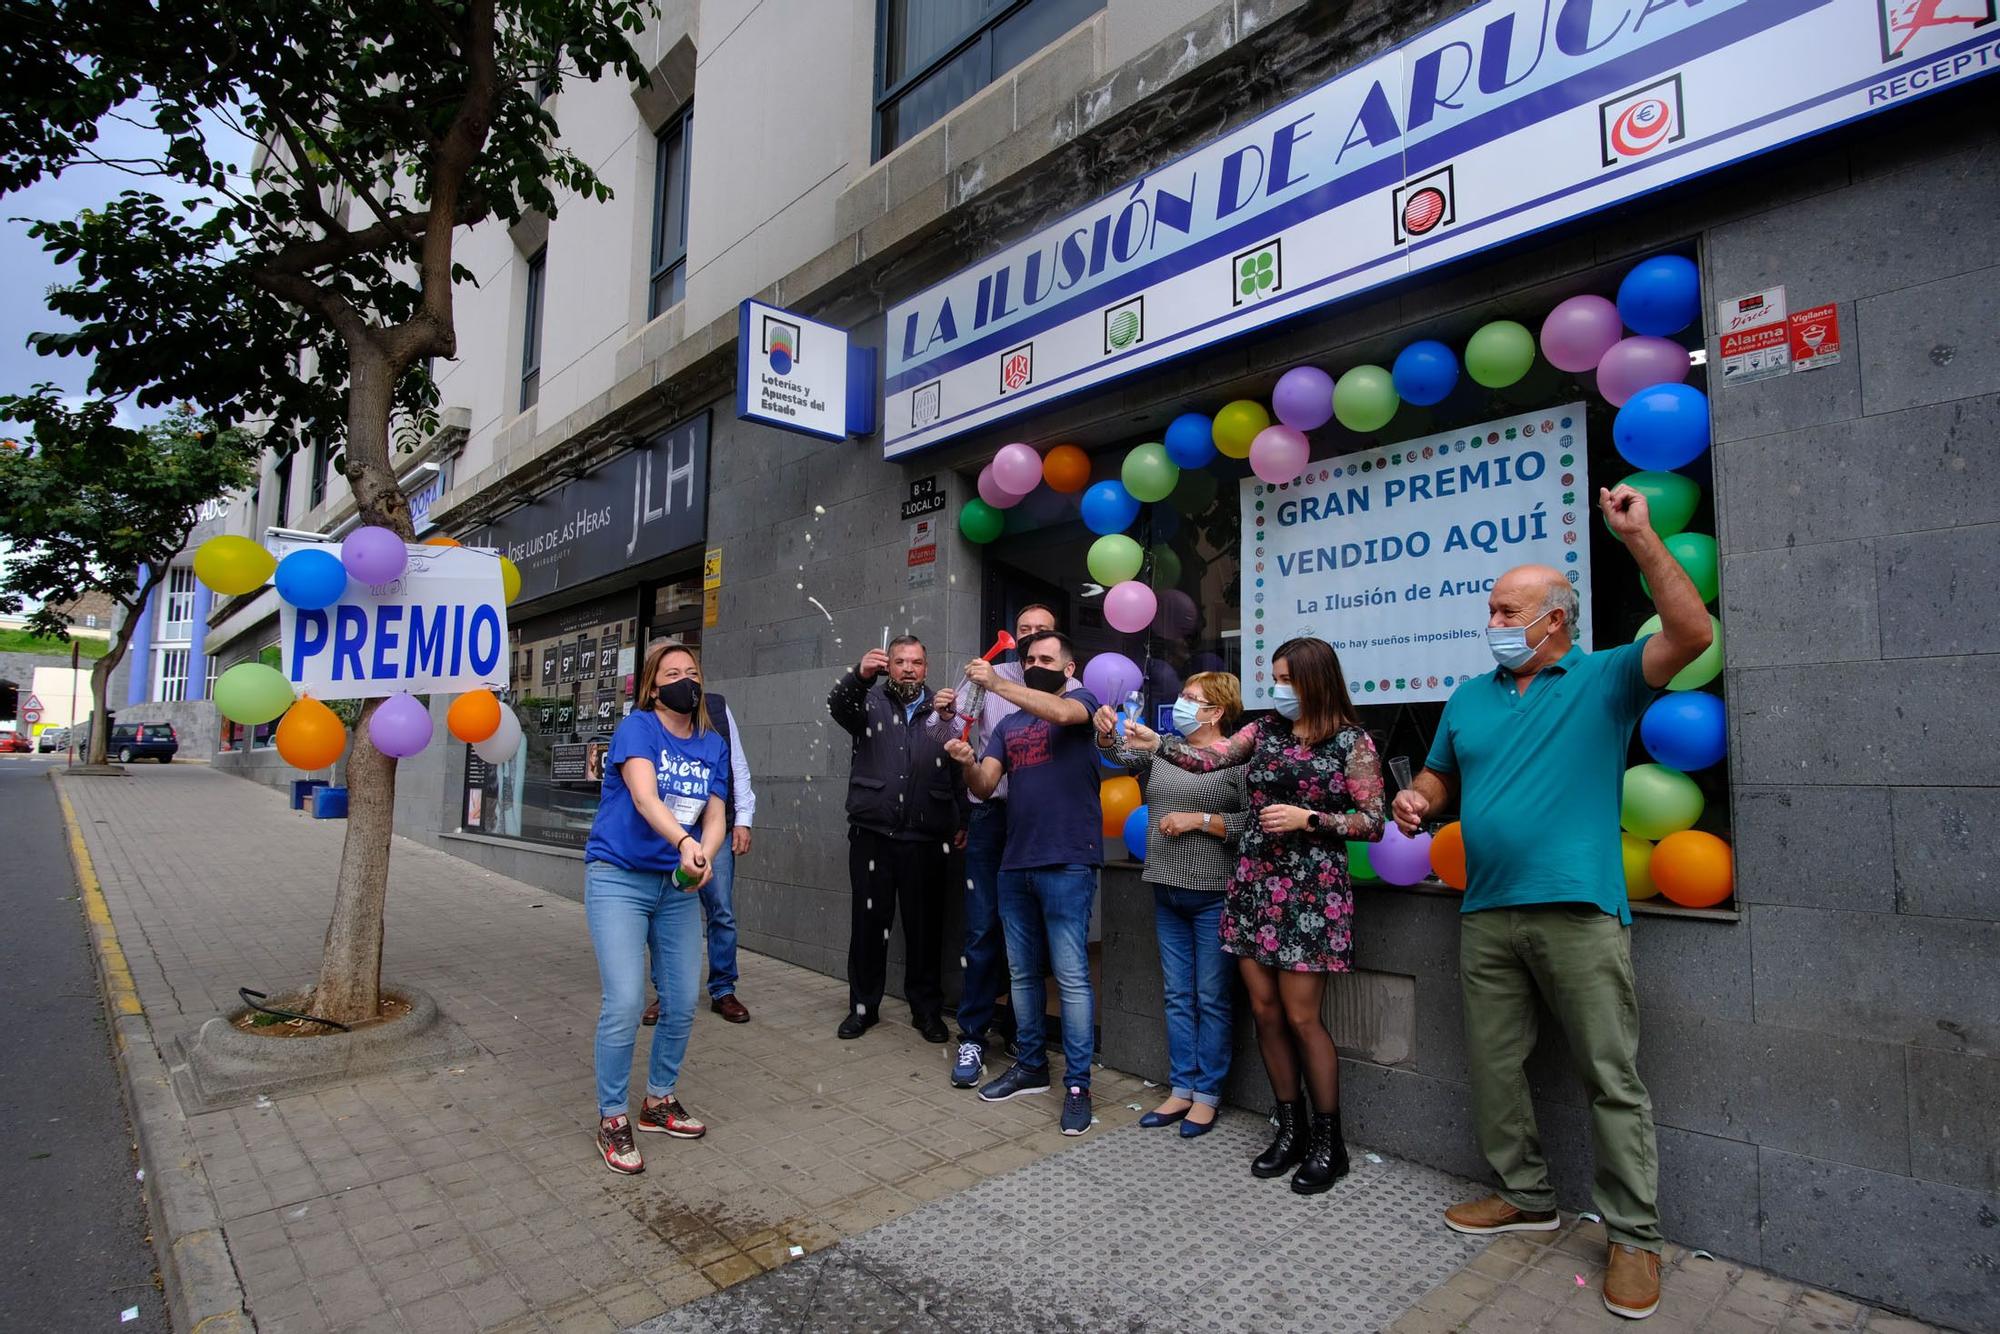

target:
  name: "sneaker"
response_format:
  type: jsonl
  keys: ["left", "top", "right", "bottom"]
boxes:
{"left": 1060, "top": 1085, "right": 1093, "bottom": 1136}
{"left": 636, "top": 1097, "right": 707, "bottom": 1139}
{"left": 951, "top": 1040, "right": 986, "bottom": 1088}
{"left": 1443, "top": 1194, "right": 1561, "bottom": 1236}
{"left": 978, "top": 1061, "right": 1051, "bottom": 1102}
{"left": 1603, "top": 1243, "right": 1662, "bottom": 1319}
{"left": 596, "top": 1116, "right": 643, "bottom": 1174}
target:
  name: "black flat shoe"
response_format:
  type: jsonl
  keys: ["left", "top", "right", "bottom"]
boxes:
{"left": 1139, "top": 1106, "right": 1189, "bottom": 1128}
{"left": 1179, "top": 1111, "right": 1219, "bottom": 1138}
{"left": 836, "top": 1012, "right": 877, "bottom": 1039}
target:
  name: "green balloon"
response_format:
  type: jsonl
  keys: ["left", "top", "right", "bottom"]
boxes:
{"left": 1087, "top": 534, "right": 1144, "bottom": 585}
{"left": 1635, "top": 612, "right": 1723, "bottom": 690}
{"left": 1121, "top": 442, "right": 1180, "bottom": 503}
{"left": 1620, "top": 763, "right": 1705, "bottom": 840}
{"left": 959, "top": 498, "right": 1005, "bottom": 544}
{"left": 1333, "top": 364, "right": 1399, "bottom": 433}
{"left": 1608, "top": 470, "right": 1701, "bottom": 539}
{"left": 214, "top": 662, "right": 297, "bottom": 725}
{"left": 1170, "top": 467, "right": 1218, "bottom": 516}
{"left": 1347, "top": 840, "right": 1380, "bottom": 881}
{"left": 1465, "top": 320, "right": 1536, "bottom": 388}
{"left": 1641, "top": 532, "right": 1719, "bottom": 603}
{"left": 1149, "top": 544, "right": 1183, "bottom": 589}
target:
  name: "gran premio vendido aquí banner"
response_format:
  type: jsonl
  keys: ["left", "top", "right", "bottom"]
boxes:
{"left": 274, "top": 536, "right": 511, "bottom": 701}
{"left": 1239, "top": 404, "right": 1592, "bottom": 708}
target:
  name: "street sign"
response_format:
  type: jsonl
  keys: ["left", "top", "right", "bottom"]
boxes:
{"left": 24, "top": 693, "right": 42, "bottom": 711}
{"left": 22, "top": 706, "right": 43, "bottom": 724}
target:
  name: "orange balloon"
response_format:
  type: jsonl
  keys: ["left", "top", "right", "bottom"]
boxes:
{"left": 275, "top": 697, "right": 347, "bottom": 771}
{"left": 423, "top": 536, "right": 462, "bottom": 547}
{"left": 447, "top": 689, "right": 502, "bottom": 743}
{"left": 1042, "top": 444, "right": 1091, "bottom": 493}
{"left": 1429, "top": 821, "right": 1467, "bottom": 890}
{"left": 1650, "top": 830, "right": 1734, "bottom": 908}
{"left": 1100, "top": 776, "right": 1142, "bottom": 839}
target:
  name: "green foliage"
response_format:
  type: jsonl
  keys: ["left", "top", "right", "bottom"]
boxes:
{"left": 0, "top": 396, "right": 258, "bottom": 634}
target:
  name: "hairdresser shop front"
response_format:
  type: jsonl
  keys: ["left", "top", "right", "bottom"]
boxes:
{"left": 866, "top": 1, "right": 2000, "bottom": 1319}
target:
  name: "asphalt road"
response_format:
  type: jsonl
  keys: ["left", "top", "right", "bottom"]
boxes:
{"left": 0, "top": 756, "right": 169, "bottom": 1333}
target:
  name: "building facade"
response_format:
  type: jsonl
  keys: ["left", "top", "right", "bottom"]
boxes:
{"left": 188, "top": 3, "right": 1996, "bottom": 1324}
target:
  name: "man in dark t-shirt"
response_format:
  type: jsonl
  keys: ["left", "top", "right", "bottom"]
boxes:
{"left": 945, "top": 631, "right": 1102, "bottom": 1136}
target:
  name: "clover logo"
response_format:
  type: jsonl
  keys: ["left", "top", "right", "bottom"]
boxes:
{"left": 1232, "top": 241, "right": 1282, "bottom": 306}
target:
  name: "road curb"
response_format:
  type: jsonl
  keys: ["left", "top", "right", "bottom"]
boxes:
{"left": 54, "top": 772, "right": 254, "bottom": 1334}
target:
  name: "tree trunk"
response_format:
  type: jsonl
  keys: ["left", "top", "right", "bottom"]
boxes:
{"left": 312, "top": 350, "right": 412, "bottom": 1024}
{"left": 87, "top": 576, "right": 153, "bottom": 766}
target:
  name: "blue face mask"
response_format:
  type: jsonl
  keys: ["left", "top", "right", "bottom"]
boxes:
{"left": 1270, "top": 683, "right": 1302, "bottom": 720}
{"left": 1171, "top": 697, "right": 1208, "bottom": 735}
{"left": 1487, "top": 607, "right": 1556, "bottom": 671}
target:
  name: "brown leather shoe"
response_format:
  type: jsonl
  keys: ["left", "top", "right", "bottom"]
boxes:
{"left": 711, "top": 994, "right": 750, "bottom": 1023}
{"left": 1603, "top": 1243, "right": 1661, "bottom": 1319}
{"left": 1443, "top": 1194, "right": 1561, "bottom": 1236}
{"left": 641, "top": 999, "right": 659, "bottom": 1026}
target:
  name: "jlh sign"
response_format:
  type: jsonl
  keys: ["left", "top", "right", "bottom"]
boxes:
{"left": 882, "top": 0, "right": 2000, "bottom": 457}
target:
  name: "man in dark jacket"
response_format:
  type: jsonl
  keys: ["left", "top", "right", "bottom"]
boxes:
{"left": 827, "top": 635, "right": 964, "bottom": 1042}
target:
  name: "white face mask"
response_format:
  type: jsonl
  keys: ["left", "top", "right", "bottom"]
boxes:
{"left": 1270, "top": 683, "right": 1302, "bottom": 720}
{"left": 1171, "top": 697, "right": 1208, "bottom": 735}
{"left": 1487, "top": 606, "right": 1556, "bottom": 671}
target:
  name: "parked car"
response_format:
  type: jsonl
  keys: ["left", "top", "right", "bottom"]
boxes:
{"left": 0, "top": 731, "right": 30, "bottom": 754}
{"left": 109, "top": 722, "right": 179, "bottom": 763}
{"left": 37, "top": 728, "right": 64, "bottom": 753}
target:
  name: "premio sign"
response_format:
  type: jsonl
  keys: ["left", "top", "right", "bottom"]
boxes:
{"left": 882, "top": 0, "right": 2000, "bottom": 458}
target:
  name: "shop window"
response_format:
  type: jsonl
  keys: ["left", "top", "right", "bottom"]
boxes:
{"left": 648, "top": 105, "right": 693, "bottom": 319}
{"left": 974, "top": 260, "right": 1727, "bottom": 910}
{"left": 874, "top": 0, "right": 1103, "bottom": 158}
{"left": 519, "top": 247, "right": 546, "bottom": 412}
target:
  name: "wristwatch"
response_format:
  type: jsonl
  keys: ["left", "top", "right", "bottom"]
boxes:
{"left": 1306, "top": 811, "right": 1323, "bottom": 831}
{"left": 1201, "top": 813, "right": 1213, "bottom": 833}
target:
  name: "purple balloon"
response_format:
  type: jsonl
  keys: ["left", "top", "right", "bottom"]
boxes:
{"left": 367, "top": 691, "right": 433, "bottom": 759}
{"left": 978, "top": 463, "right": 1029, "bottom": 509}
{"left": 1152, "top": 588, "right": 1199, "bottom": 639}
{"left": 1104, "top": 581, "right": 1158, "bottom": 634}
{"left": 1146, "top": 657, "right": 1183, "bottom": 701}
{"left": 1596, "top": 335, "right": 1690, "bottom": 407}
{"left": 1187, "top": 651, "right": 1227, "bottom": 675}
{"left": 1539, "top": 294, "right": 1624, "bottom": 373}
{"left": 1271, "top": 365, "right": 1334, "bottom": 431}
{"left": 1083, "top": 651, "right": 1143, "bottom": 706}
{"left": 341, "top": 525, "right": 408, "bottom": 585}
{"left": 1371, "top": 826, "right": 1434, "bottom": 886}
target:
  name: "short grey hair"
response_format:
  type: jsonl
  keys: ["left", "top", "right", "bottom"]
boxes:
{"left": 1540, "top": 576, "right": 1581, "bottom": 634}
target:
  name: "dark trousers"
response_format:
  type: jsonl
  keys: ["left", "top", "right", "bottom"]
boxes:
{"left": 847, "top": 826, "right": 946, "bottom": 1023}
{"left": 956, "top": 802, "right": 1014, "bottom": 1044}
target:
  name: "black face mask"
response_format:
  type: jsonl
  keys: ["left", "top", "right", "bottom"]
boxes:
{"left": 1023, "top": 666, "right": 1067, "bottom": 695}
{"left": 886, "top": 676, "right": 924, "bottom": 703}
{"left": 656, "top": 678, "right": 702, "bottom": 715}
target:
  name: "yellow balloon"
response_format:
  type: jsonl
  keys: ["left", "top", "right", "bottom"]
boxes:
{"left": 193, "top": 535, "right": 276, "bottom": 596}
{"left": 1211, "top": 400, "right": 1270, "bottom": 460}
{"left": 499, "top": 556, "right": 522, "bottom": 604}
{"left": 1621, "top": 833, "right": 1659, "bottom": 900}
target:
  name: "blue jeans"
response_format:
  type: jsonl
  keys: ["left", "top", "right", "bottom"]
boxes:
{"left": 957, "top": 803, "right": 1010, "bottom": 1042}
{"left": 1152, "top": 884, "right": 1233, "bottom": 1105}
{"left": 585, "top": 861, "right": 704, "bottom": 1117}
{"left": 698, "top": 842, "right": 738, "bottom": 999}
{"left": 999, "top": 865, "right": 1097, "bottom": 1088}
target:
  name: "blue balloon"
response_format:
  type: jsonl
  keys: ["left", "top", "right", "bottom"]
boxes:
{"left": 274, "top": 548, "right": 349, "bottom": 610}
{"left": 1099, "top": 745, "right": 1126, "bottom": 771}
{"left": 1163, "top": 412, "right": 1217, "bottom": 469}
{"left": 1392, "top": 340, "right": 1460, "bottom": 406}
{"left": 1080, "top": 480, "right": 1141, "bottom": 536}
{"left": 1641, "top": 691, "right": 1726, "bottom": 771}
{"left": 1613, "top": 383, "right": 1711, "bottom": 471}
{"left": 1617, "top": 254, "right": 1700, "bottom": 337}
{"left": 1122, "top": 803, "right": 1149, "bottom": 860}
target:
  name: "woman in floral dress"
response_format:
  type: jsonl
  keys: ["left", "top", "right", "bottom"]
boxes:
{"left": 1123, "top": 637, "right": 1383, "bottom": 1194}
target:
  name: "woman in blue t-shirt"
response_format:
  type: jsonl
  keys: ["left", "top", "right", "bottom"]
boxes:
{"left": 583, "top": 639, "right": 730, "bottom": 1175}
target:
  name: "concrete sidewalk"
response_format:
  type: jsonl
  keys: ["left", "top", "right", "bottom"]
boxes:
{"left": 61, "top": 766, "right": 1950, "bottom": 1334}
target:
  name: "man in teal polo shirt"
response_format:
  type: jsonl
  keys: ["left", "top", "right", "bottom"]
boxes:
{"left": 1395, "top": 483, "right": 1713, "bottom": 1322}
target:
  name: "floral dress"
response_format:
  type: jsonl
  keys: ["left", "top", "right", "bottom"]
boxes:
{"left": 1158, "top": 715, "right": 1385, "bottom": 972}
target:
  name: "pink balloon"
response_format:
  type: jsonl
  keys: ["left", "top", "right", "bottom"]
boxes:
{"left": 978, "top": 463, "right": 1029, "bottom": 509}
{"left": 1271, "top": 365, "right": 1334, "bottom": 431}
{"left": 1249, "top": 424, "right": 1311, "bottom": 484}
{"left": 1539, "top": 294, "right": 1624, "bottom": 373}
{"left": 1104, "top": 581, "right": 1157, "bottom": 635}
{"left": 1596, "top": 335, "right": 1690, "bottom": 407}
{"left": 1152, "top": 588, "right": 1198, "bottom": 638}
{"left": 1372, "top": 826, "right": 1434, "bottom": 886}
{"left": 992, "top": 442, "right": 1043, "bottom": 495}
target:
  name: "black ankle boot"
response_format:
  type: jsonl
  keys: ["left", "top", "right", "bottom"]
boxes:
{"left": 1251, "top": 1099, "right": 1308, "bottom": 1178}
{"left": 1290, "top": 1109, "right": 1350, "bottom": 1195}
